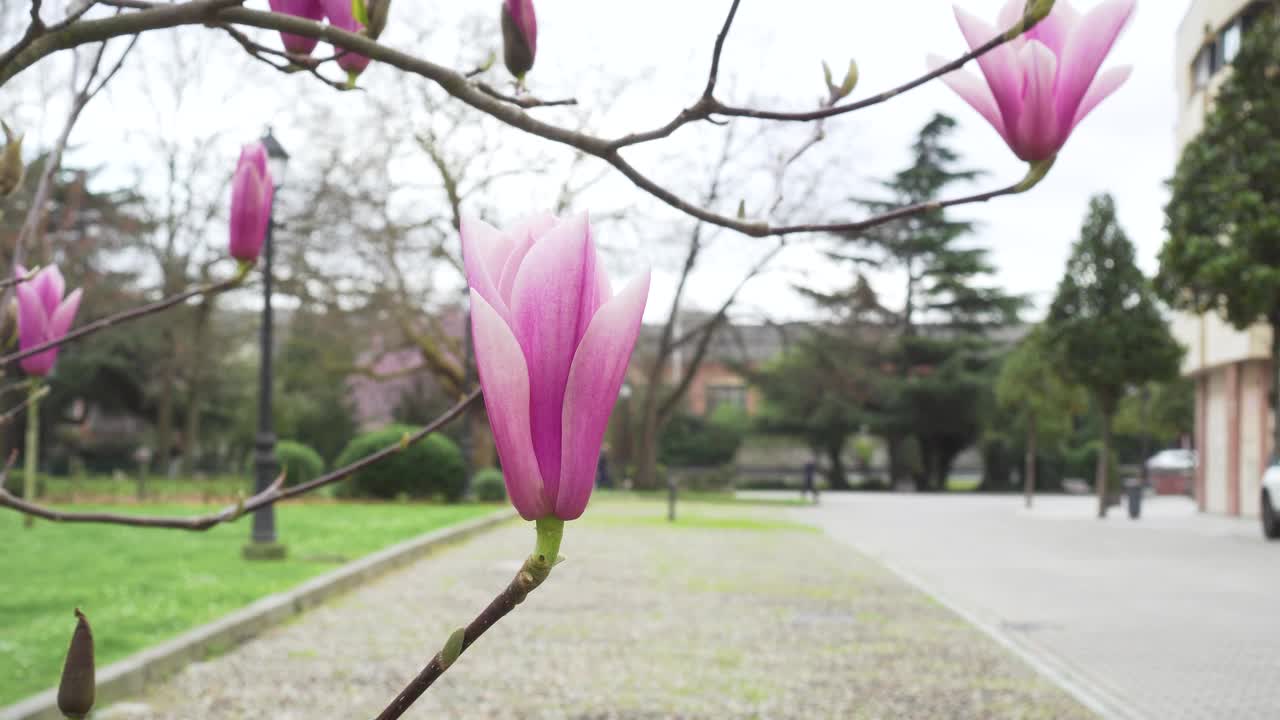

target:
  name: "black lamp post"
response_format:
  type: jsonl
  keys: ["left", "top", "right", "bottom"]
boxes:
{"left": 244, "top": 128, "right": 289, "bottom": 560}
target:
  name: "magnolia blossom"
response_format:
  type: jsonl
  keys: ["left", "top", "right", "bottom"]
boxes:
{"left": 14, "top": 265, "right": 81, "bottom": 377}
{"left": 267, "top": 0, "right": 325, "bottom": 55}
{"left": 229, "top": 143, "right": 274, "bottom": 264}
{"left": 929, "top": 0, "right": 1135, "bottom": 162}
{"left": 463, "top": 213, "right": 648, "bottom": 521}
{"left": 501, "top": 0, "right": 537, "bottom": 78}
{"left": 321, "top": 0, "right": 371, "bottom": 75}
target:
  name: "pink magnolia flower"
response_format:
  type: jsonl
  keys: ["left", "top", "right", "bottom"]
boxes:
{"left": 267, "top": 0, "right": 325, "bottom": 55}
{"left": 320, "top": 0, "right": 371, "bottom": 75}
{"left": 14, "top": 265, "right": 81, "bottom": 377}
{"left": 463, "top": 213, "right": 649, "bottom": 521}
{"left": 929, "top": 0, "right": 1135, "bottom": 162}
{"left": 229, "top": 143, "right": 273, "bottom": 264}
{"left": 501, "top": 0, "right": 537, "bottom": 78}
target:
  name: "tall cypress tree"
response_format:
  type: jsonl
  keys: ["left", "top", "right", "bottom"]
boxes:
{"left": 1047, "top": 194, "right": 1182, "bottom": 517}
{"left": 809, "top": 114, "right": 1023, "bottom": 490}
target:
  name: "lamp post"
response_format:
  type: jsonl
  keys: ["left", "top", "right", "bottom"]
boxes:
{"left": 244, "top": 128, "right": 289, "bottom": 560}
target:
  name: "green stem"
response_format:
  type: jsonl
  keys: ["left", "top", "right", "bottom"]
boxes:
{"left": 22, "top": 377, "right": 40, "bottom": 529}
{"left": 1013, "top": 155, "right": 1056, "bottom": 193}
{"left": 531, "top": 517, "right": 564, "bottom": 573}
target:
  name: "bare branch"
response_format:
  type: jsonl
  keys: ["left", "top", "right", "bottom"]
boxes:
{"left": 0, "top": 390, "right": 481, "bottom": 529}
{"left": 474, "top": 82, "right": 576, "bottom": 109}
{"left": 0, "top": 3, "right": 1038, "bottom": 240}
{"left": 0, "top": 266, "right": 249, "bottom": 369}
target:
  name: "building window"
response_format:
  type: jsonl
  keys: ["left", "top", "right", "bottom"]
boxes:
{"left": 705, "top": 384, "right": 747, "bottom": 415}
{"left": 1221, "top": 22, "right": 1242, "bottom": 64}
{"left": 1193, "top": 41, "right": 1217, "bottom": 90}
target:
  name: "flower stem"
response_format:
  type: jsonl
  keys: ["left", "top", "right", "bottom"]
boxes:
{"left": 22, "top": 377, "right": 40, "bottom": 529}
{"left": 533, "top": 517, "right": 564, "bottom": 567}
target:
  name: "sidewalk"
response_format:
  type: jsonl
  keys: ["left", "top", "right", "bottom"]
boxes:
{"left": 97, "top": 501, "right": 1090, "bottom": 719}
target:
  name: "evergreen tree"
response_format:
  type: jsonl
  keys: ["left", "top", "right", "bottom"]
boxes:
{"left": 809, "top": 114, "right": 1023, "bottom": 490}
{"left": 1047, "top": 194, "right": 1183, "bottom": 517}
{"left": 1158, "top": 8, "right": 1280, "bottom": 456}
{"left": 994, "top": 325, "right": 1088, "bottom": 506}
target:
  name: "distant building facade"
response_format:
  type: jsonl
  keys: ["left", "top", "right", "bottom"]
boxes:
{"left": 1171, "top": 0, "right": 1270, "bottom": 517}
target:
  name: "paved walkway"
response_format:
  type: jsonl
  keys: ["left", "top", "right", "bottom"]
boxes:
{"left": 800, "top": 493, "right": 1280, "bottom": 720}
{"left": 99, "top": 502, "right": 1087, "bottom": 719}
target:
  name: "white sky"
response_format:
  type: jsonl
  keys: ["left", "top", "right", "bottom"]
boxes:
{"left": 19, "top": 0, "right": 1193, "bottom": 325}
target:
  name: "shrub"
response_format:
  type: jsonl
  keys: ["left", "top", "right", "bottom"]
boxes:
{"left": 472, "top": 467, "right": 506, "bottom": 502}
{"left": 275, "top": 441, "right": 325, "bottom": 487}
{"left": 333, "top": 425, "right": 466, "bottom": 502}
{"left": 659, "top": 413, "right": 743, "bottom": 467}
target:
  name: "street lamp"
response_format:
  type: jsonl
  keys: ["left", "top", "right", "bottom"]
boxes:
{"left": 245, "top": 128, "right": 289, "bottom": 560}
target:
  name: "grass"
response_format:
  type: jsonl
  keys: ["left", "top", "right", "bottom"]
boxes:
{"left": 12, "top": 473, "right": 251, "bottom": 503}
{"left": 0, "top": 501, "right": 496, "bottom": 706}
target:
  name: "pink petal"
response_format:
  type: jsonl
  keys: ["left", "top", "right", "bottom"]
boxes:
{"left": 928, "top": 54, "right": 1009, "bottom": 144}
{"left": 48, "top": 288, "right": 81, "bottom": 340}
{"left": 1026, "top": 1, "right": 1081, "bottom": 55}
{"left": 505, "top": 0, "right": 537, "bottom": 55}
{"left": 320, "top": 0, "right": 370, "bottom": 74}
{"left": 508, "top": 213, "right": 594, "bottom": 499}
{"left": 1055, "top": 0, "right": 1135, "bottom": 132}
{"left": 1011, "top": 40, "right": 1061, "bottom": 162}
{"left": 996, "top": 0, "right": 1024, "bottom": 32}
{"left": 35, "top": 265, "right": 65, "bottom": 313}
{"left": 1070, "top": 65, "right": 1131, "bottom": 129}
{"left": 556, "top": 271, "right": 650, "bottom": 520}
{"left": 13, "top": 264, "right": 27, "bottom": 280}
{"left": 461, "top": 216, "right": 516, "bottom": 318}
{"left": 953, "top": 5, "right": 1023, "bottom": 133}
{"left": 16, "top": 283, "right": 52, "bottom": 376}
{"left": 470, "top": 291, "right": 550, "bottom": 520}
{"left": 268, "top": 0, "right": 324, "bottom": 55}
{"left": 229, "top": 165, "right": 267, "bottom": 262}
{"left": 497, "top": 232, "right": 536, "bottom": 307}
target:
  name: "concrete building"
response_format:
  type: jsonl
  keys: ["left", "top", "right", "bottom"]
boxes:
{"left": 1172, "top": 0, "right": 1270, "bottom": 517}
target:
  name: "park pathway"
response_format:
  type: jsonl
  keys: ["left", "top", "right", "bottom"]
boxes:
{"left": 805, "top": 493, "right": 1280, "bottom": 720}
{"left": 99, "top": 501, "right": 1088, "bottom": 719}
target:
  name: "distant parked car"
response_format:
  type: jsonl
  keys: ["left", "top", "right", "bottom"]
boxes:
{"left": 1261, "top": 462, "right": 1280, "bottom": 540}
{"left": 1146, "top": 449, "right": 1196, "bottom": 495}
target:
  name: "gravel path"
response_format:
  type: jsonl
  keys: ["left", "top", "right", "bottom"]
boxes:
{"left": 102, "top": 502, "right": 1092, "bottom": 719}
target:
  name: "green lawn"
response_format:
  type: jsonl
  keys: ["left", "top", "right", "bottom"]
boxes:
{"left": 0, "top": 502, "right": 496, "bottom": 706}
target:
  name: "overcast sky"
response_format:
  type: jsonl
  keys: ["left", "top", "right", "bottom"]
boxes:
{"left": 24, "top": 0, "right": 1195, "bottom": 325}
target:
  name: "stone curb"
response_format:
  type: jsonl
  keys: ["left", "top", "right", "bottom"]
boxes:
{"left": 0, "top": 507, "right": 518, "bottom": 720}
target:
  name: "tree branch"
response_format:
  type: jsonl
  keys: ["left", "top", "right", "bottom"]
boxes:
{"left": 0, "top": 2, "right": 1038, "bottom": 240}
{"left": 373, "top": 546, "right": 555, "bottom": 720}
{"left": 0, "top": 389, "right": 480, "bottom": 528}
{"left": 0, "top": 265, "right": 249, "bottom": 369}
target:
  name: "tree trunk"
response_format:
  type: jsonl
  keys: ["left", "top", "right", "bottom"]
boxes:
{"left": 180, "top": 303, "right": 212, "bottom": 476}
{"left": 633, "top": 394, "right": 663, "bottom": 490}
{"left": 468, "top": 408, "right": 495, "bottom": 469}
{"left": 825, "top": 441, "right": 849, "bottom": 490}
{"left": 154, "top": 331, "right": 176, "bottom": 476}
{"left": 1024, "top": 413, "right": 1038, "bottom": 509}
{"left": 886, "top": 434, "right": 901, "bottom": 489}
{"left": 1097, "top": 411, "right": 1113, "bottom": 519}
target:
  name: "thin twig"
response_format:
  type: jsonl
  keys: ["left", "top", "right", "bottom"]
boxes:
{"left": 0, "top": 268, "right": 247, "bottom": 369}
{"left": 474, "top": 82, "right": 576, "bottom": 109}
{"left": 374, "top": 550, "right": 553, "bottom": 720}
{"left": 0, "top": 3, "right": 1037, "bottom": 238}
{"left": 0, "top": 383, "right": 48, "bottom": 426}
{"left": 0, "top": 390, "right": 481, "bottom": 528}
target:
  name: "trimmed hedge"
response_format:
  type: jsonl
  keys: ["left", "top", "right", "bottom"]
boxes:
{"left": 275, "top": 440, "right": 325, "bottom": 487}
{"left": 333, "top": 425, "right": 466, "bottom": 501}
{"left": 472, "top": 467, "right": 506, "bottom": 502}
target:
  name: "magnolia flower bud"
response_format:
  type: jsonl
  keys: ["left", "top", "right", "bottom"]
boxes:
{"left": 0, "top": 121, "right": 25, "bottom": 197}
{"left": 366, "top": 0, "right": 390, "bottom": 40}
{"left": 57, "top": 609, "right": 95, "bottom": 720}
{"left": 501, "top": 0, "right": 537, "bottom": 80}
